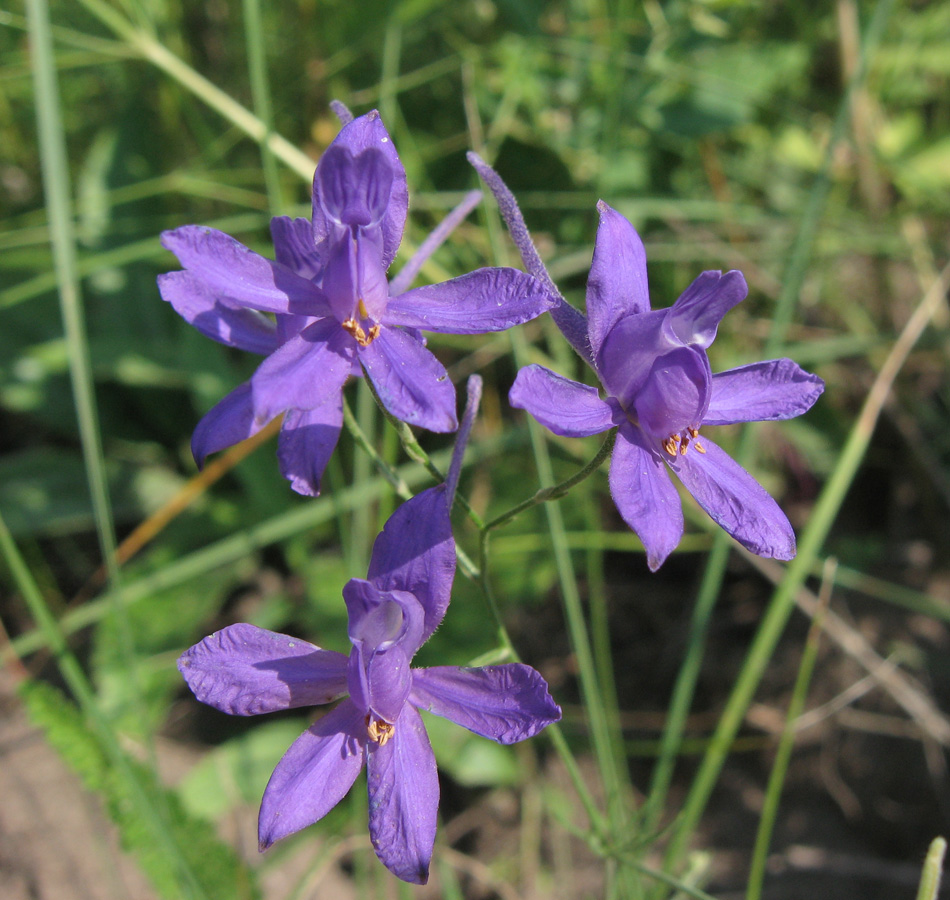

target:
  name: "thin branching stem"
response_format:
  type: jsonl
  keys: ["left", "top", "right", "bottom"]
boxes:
{"left": 483, "top": 431, "right": 615, "bottom": 533}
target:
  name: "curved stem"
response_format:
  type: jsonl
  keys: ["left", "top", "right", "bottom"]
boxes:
{"left": 483, "top": 430, "right": 615, "bottom": 533}
{"left": 341, "top": 397, "right": 412, "bottom": 500}
{"left": 359, "top": 371, "right": 485, "bottom": 527}
{"left": 477, "top": 526, "right": 609, "bottom": 838}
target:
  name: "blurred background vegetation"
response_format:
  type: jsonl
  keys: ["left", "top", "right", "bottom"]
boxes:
{"left": 3, "top": 0, "right": 950, "bottom": 898}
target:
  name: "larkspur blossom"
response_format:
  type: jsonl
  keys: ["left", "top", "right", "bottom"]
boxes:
{"left": 158, "top": 108, "right": 554, "bottom": 496}
{"left": 177, "top": 379, "right": 560, "bottom": 883}
{"left": 507, "top": 201, "right": 824, "bottom": 570}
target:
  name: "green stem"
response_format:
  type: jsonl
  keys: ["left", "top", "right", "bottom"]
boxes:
{"left": 663, "top": 256, "right": 950, "bottom": 876}
{"left": 27, "top": 0, "right": 119, "bottom": 596}
{"left": 242, "top": 0, "right": 285, "bottom": 215}
{"left": 615, "top": 853, "right": 720, "bottom": 900}
{"left": 359, "top": 368, "right": 485, "bottom": 527}
{"left": 508, "top": 334, "right": 638, "bottom": 900}
{"left": 651, "top": 0, "right": 896, "bottom": 874}
{"left": 746, "top": 559, "right": 835, "bottom": 900}
{"left": 483, "top": 431, "right": 616, "bottom": 533}
{"left": 643, "top": 538, "right": 729, "bottom": 832}
{"left": 342, "top": 397, "right": 412, "bottom": 499}
{"left": 344, "top": 382, "right": 479, "bottom": 579}
{"left": 476, "top": 526, "right": 609, "bottom": 838}
{"left": 75, "top": 0, "right": 315, "bottom": 181}
{"left": 916, "top": 837, "right": 947, "bottom": 900}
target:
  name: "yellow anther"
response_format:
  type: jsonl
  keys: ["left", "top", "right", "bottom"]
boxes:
{"left": 367, "top": 717, "right": 395, "bottom": 747}
{"left": 358, "top": 298, "right": 370, "bottom": 319}
{"left": 342, "top": 318, "right": 381, "bottom": 348}
{"left": 663, "top": 429, "right": 706, "bottom": 457}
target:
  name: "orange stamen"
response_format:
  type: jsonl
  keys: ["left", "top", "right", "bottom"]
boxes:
{"left": 367, "top": 717, "right": 395, "bottom": 746}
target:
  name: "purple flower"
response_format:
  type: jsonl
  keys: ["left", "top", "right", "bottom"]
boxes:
{"left": 509, "top": 202, "right": 824, "bottom": 570}
{"left": 158, "top": 110, "right": 554, "bottom": 496}
{"left": 177, "top": 385, "right": 560, "bottom": 882}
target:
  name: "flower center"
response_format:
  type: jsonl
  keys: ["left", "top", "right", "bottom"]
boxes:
{"left": 662, "top": 426, "right": 706, "bottom": 458}
{"left": 366, "top": 715, "right": 395, "bottom": 746}
{"left": 342, "top": 316, "right": 380, "bottom": 347}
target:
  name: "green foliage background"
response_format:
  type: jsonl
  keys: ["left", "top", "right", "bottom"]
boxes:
{"left": 3, "top": 0, "right": 950, "bottom": 898}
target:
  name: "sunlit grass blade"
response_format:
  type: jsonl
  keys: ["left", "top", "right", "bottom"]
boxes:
{"left": 26, "top": 0, "right": 119, "bottom": 587}
{"left": 915, "top": 837, "right": 947, "bottom": 900}
{"left": 242, "top": 0, "right": 285, "bottom": 215}
{"left": 663, "top": 256, "right": 950, "bottom": 879}
{"left": 646, "top": 0, "right": 897, "bottom": 858}
{"left": 745, "top": 558, "right": 835, "bottom": 900}
{"left": 6, "top": 433, "right": 513, "bottom": 660}
{"left": 75, "top": 0, "right": 315, "bottom": 180}
{"left": 0, "top": 508, "right": 215, "bottom": 900}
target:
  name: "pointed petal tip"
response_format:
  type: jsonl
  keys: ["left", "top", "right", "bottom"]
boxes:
{"left": 257, "top": 818, "right": 283, "bottom": 853}
{"left": 771, "top": 534, "right": 797, "bottom": 561}
{"left": 158, "top": 228, "right": 178, "bottom": 251}
{"left": 288, "top": 477, "right": 320, "bottom": 498}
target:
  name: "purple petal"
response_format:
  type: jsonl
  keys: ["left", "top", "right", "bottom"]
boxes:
{"left": 270, "top": 216, "right": 321, "bottom": 280}
{"left": 609, "top": 424, "right": 684, "bottom": 571}
{"left": 191, "top": 381, "right": 266, "bottom": 469}
{"left": 161, "top": 226, "right": 330, "bottom": 316}
{"left": 384, "top": 267, "right": 555, "bottom": 334}
{"left": 258, "top": 700, "right": 366, "bottom": 849}
{"left": 158, "top": 271, "right": 278, "bottom": 355}
{"left": 389, "top": 190, "right": 482, "bottom": 296}
{"left": 366, "top": 704, "right": 439, "bottom": 884}
{"left": 275, "top": 312, "right": 318, "bottom": 347}
{"left": 367, "top": 488, "right": 455, "bottom": 644}
{"left": 410, "top": 664, "right": 560, "bottom": 744}
{"left": 667, "top": 436, "right": 796, "bottom": 560}
{"left": 359, "top": 328, "right": 457, "bottom": 432}
{"left": 344, "top": 582, "right": 426, "bottom": 661}
{"left": 347, "top": 641, "right": 412, "bottom": 724}
{"left": 586, "top": 201, "right": 650, "bottom": 358}
{"left": 321, "top": 231, "right": 390, "bottom": 323}
{"left": 633, "top": 346, "right": 711, "bottom": 439}
{"left": 509, "top": 365, "right": 616, "bottom": 437}
{"left": 704, "top": 359, "right": 825, "bottom": 426}
{"left": 178, "top": 623, "right": 348, "bottom": 716}
{"left": 313, "top": 111, "right": 407, "bottom": 269}
{"left": 317, "top": 145, "right": 394, "bottom": 229}
{"left": 667, "top": 270, "right": 747, "bottom": 349}
{"left": 343, "top": 581, "right": 424, "bottom": 721}
{"left": 250, "top": 318, "right": 354, "bottom": 422}
{"left": 277, "top": 399, "right": 343, "bottom": 497}
{"left": 595, "top": 308, "right": 669, "bottom": 405}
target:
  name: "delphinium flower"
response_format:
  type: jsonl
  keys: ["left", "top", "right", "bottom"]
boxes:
{"left": 158, "top": 107, "right": 554, "bottom": 496}
{"left": 177, "top": 379, "right": 561, "bottom": 883}
{"left": 467, "top": 154, "right": 823, "bottom": 570}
